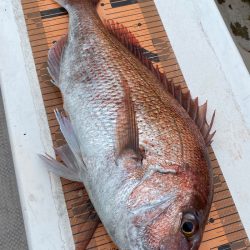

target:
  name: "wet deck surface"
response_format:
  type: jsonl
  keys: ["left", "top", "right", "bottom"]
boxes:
{"left": 21, "top": 0, "right": 250, "bottom": 249}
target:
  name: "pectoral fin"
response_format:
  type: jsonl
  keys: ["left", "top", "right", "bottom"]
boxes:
{"left": 116, "top": 79, "right": 142, "bottom": 162}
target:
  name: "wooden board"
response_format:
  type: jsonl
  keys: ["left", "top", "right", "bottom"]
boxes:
{"left": 21, "top": 0, "right": 250, "bottom": 249}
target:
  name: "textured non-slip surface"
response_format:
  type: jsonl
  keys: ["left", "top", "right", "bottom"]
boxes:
{"left": 21, "top": 0, "right": 250, "bottom": 249}
{"left": 0, "top": 87, "right": 28, "bottom": 250}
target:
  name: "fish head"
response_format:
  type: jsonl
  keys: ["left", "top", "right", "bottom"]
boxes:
{"left": 124, "top": 154, "right": 212, "bottom": 250}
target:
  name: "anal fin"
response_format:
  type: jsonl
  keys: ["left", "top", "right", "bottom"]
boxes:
{"left": 40, "top": 110, "right": 86, "bottom": 181}
{"left": 54, "top": 109, "right": 84, "bottom": 166}
{"left": 48, "top": 35, "right": 67, "bottom": 85}
{"left": 39, "top": 145, "right": 82, "bottom": 182}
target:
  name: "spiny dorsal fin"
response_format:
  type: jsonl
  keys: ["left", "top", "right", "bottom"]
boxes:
{"left": 116, "top": 78, "right": 140, "bottom": 158}
{"left": 48, "top": 35, "right": 68, "bottom": 85}
{"left": 105, "top": 20, "right": 215, "bottom": 146}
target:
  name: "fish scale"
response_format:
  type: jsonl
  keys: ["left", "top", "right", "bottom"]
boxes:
{"left": 41, "top": 0, "right": 214, "bottom": 249}
{"left": 78, "top": 38, "right": 187, "bottom": 160}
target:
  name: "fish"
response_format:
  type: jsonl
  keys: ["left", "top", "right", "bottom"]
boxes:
{"left": 40, "top": 0, "right": 215, "bottom": 249}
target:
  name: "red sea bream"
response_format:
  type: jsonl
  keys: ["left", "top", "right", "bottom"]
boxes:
{"left": 40, "top": 0, "right": 215, "bottom": 249}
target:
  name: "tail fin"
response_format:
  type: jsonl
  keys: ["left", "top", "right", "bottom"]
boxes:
{"left": 54, "top": 0, "right": 100, "bottom": 9}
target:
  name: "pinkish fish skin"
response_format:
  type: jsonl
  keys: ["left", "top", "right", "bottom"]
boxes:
{"left": 41, "top": 0, "right": 215, "bottom": 249}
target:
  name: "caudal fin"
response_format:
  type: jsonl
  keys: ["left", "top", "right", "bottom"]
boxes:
{"left": 54, "top": 0, "right": 100, "bottom": 9}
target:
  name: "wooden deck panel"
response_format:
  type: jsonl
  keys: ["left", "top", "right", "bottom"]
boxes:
{"left": 21, "top": 0, "right": 250, "bottom": 249}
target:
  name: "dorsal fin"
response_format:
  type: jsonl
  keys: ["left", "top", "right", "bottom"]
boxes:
{"left": 116, "top": 78, "right": 141, "bottom": 158}
{"left": 47, "top": 35, "right": 68, "bottom": 85}
{"left": 105, "top": 20, "right": 215, "bottom": 146}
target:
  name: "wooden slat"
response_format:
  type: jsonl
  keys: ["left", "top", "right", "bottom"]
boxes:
{"left": 21, "top": 0, "right": 250, "bottom": 249}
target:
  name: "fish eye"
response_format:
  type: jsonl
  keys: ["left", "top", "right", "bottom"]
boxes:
{"left": 181, "top": 221, "right": 195, "bottom": 237}
{"left": 181, "top": 213, "right": 199, "bottom": 238}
